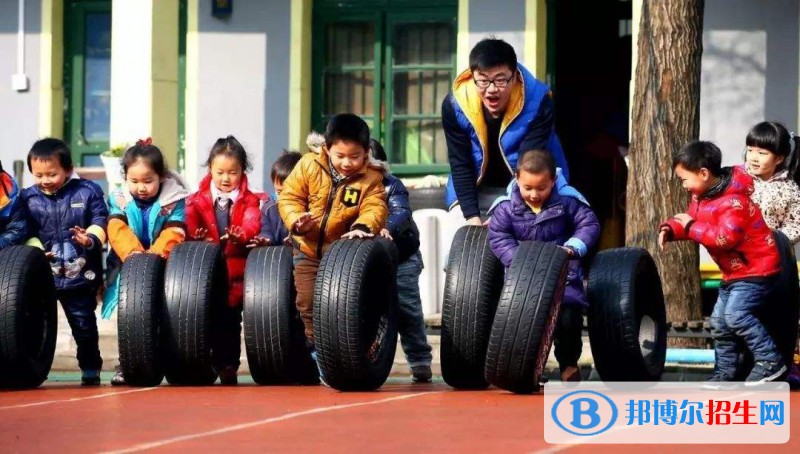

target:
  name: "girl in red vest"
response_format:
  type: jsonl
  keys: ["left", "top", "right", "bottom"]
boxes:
{"left": 186, "top": 135, "right": 261, "bottom": 385}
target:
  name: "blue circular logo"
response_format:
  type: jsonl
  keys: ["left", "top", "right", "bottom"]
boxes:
{"left": 551, "top": 390, "right": 618, "bottom": 436}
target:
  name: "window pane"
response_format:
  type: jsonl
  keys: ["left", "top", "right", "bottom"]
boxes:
{"left": 326, "top": 22, "right": 374, "bottom": 66}
{"left": 393, "top": 22, "right": 453, "bottom": 65}
{"left": 83, "top": 13, "right": 111, "bottom": 143}
{"left": 391, "top": 119, "right": 447, "bottom": 165}
{"left": 393, "top": 70, "right": 451, "bottom": 115}
{"left": 323, "top": 71, "right": 374, "bottom": 116}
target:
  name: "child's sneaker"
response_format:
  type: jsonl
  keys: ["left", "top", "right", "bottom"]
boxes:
{"left": 745, "top": 361, "right": 787, "bottom": 386}
{"left": 217, "top": 366, "right": 238, "bottom": 386}
{"left": 310, "top": 348, "right": 329, "bottom": 387}
{"left": 560, "top": 366, "right": 581, "bottom": 382}
{"left": 701, "top": 372, "right": 736, "bottom": 390}
{"left": 411, "top": 365, "right": 432, "bottom": 383}
{"left": 81, "top": 370, "right": 101, "bottom": 386}
{"left": 111, "top": 365, "right": 126, "bottom": 386}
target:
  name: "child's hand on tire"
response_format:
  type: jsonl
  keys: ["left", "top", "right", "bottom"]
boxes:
{"left": 379, "top": 229, "right": 393, "bottom": 240}
{"left": 341, "top": 230, "right": 374, "bottom": 240}
{"left": 247, "top": 236, "right": 271, "bottom": 248}
{"left": 293, "top": 212, "right": 316, "bottom": 234}
{"left": 222, "top": 226, "right": 246, "bottom": 244}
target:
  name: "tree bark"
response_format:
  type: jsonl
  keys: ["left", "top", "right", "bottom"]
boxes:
{"left": 627, "top": 0, "right": 705, "bottom": 346}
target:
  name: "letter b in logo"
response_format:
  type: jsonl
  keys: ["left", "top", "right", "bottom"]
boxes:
{"left": 570, "top": 398, "right": 601, "bottom": 429}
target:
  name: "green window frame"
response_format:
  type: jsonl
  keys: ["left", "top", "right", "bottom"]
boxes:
{"left": 311, "top": 0, "right": 457, "bottom": 176}
{"left": 64, "top": 0, "right": 112, "bottom": 167}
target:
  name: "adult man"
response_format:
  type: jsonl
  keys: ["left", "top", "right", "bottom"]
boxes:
{"left": 442, "top": 38, "right": 569, "bottom": 225}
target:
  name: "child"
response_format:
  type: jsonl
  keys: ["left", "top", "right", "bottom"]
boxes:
{"left": 278, "top": 113, "right": 388, "bottom": 356}
{"left": 250, "top": 150, "right": 302, "bottom": 248}
{"left": 0, "top": 160, "right": 28, "bottom": 250}
{"left": 103, "top": 138, "right": 190, "bottom": 386}
{"left": 743, "top": 121, "right": 800, "bottom": 244}
{"left": 659, "top": 140, "right": 784, "bottom": 385}
{"left": 742, "top": 121, "right": 800, "bottom": 387}
{"left": 488, "top": 149, "right": 600, "bottom": 382}
{"left": 370, "top": 139, "right": 433, "bottom": 383}
{"left": 186, "top": 135, "right": 262, "bottom": 385}
{"left": 21, "top": 138, "right": 109, "bottom": 386}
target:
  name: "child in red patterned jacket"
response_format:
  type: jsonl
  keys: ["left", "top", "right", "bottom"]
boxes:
{"left": 186, "top": 135, "right": 261, "bottom": 385}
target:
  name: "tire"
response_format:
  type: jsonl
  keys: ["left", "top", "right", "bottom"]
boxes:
{"left": 163, "top": 242, "right": 226, "bottom": 385}
{"left": 313, "top": 238, "right": 398, "bottom": 391}
{"left": 485, "top": 241, "right": 569, "bottom": 394}
{"left": 441, "top": 226, "right": 504, "bottom": 389}
{"left": 408, "top": 187, "right": 447, "bottom": 211}
{"left": 0, "top": 246, "right": 57, "bottom": 389}
{"left": 117, "top": 253, "right": 165, "bottom": 387}
{"left": 587, "top": 247, "right": 667, "bottom": 381}
{"left": 244, "top": 246, "right": 318, "bottom": 385}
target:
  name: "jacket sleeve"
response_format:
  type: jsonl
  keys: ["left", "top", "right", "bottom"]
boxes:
{"left": 564, "top": 200, "right": 601, "bottom": 257}
{"left": 86, "top": 183, "right": 109, "bottom": 250}
{"left": 488, "top": 202, "right": 519, "bottom": 268}
{"left": 260, "top": 202, "right": 286, "bottom": 244}
{"left": 779, "top": 183, "right": 800, "bottom": 244}
{"left": 184, "top": 193, "right": 205, "bottom": 239}
{"left": 352, "top": 179, "right": 388, "bottom": 234}
{"left": 107, "top": 195, "right": 145, "bottom": 261}
{"left": 278, "top": 159, "right": 319, "bottom": 238}
{"left": 0, "top": 198, "right": 28, "bottom": 250}
{"left": 443, "top": 94, "right": 480, "bottom": 219}
{"left": 149, "top": 200, "right": 187, "bottom": 258}
{"left": 386, "top": 179, "right": 413, "bottom": 237}
{"left": 687, "top": 196, "right": 747, "bottom": 250}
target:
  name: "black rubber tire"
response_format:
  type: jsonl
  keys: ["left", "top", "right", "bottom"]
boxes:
{"left": 0, "top": 246, "right": 57, "bottom": 389}
{"left": 441, "top": 226, "right": 504, "bottom": 389}
{"left": 244, "top": 246, "right": 318, "bottom": 385}
{"left": 485, "top": 241, "right": 569, "bottom": 394}
{"left": 313, "top": 238, "right": 398, "bottom": 391}
{"left": 163, "top": 242, "right": 226, "bottom": 385}
{"left": 408, "top": 186, "right": 447, "bottom": 211}
{"left": 117, "top": 253, "right": 165, "bottom": 387}
{"left": 587, "top": 247, "right": 667, "bottom": 381}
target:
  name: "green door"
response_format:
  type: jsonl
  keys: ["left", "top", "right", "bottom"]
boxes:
{"left": 64, "top": 0, "right": 112, "bottom": 167}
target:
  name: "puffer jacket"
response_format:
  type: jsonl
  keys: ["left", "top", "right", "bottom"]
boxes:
{"left": 21, "top": 174, "right": 108, "bottom": 291}
{"left": 382, "top": 173, "right": 420, "bottom": 263}
{"left": 102, "top": 172, "right": 190, "bottom": 319}
{"left": 745, "top": 165, "right": 800, "bottom": 245}
{"left": 186, "top": 173, "right": 262, "bottom": 308}
{"left": 278, "top": 132, "right": 388, "bottom": 259}
{"left": 489, "top": 184, "right": 600, "bottom": 306}
{"left": 0, "top": 170, "right": 28, "bottom": 250}
{"left": 661, "top": 166, "right": 780, "bottom": 282}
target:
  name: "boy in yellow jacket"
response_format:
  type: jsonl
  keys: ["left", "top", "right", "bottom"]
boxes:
{"left": 278, "top": 113, "right": 388, "bottom": 345}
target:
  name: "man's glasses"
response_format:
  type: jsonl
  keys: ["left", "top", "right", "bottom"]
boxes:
{"left": 473, "top": 75, "right": 513, "bottom": 89}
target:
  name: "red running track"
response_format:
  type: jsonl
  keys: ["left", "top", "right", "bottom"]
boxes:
{"left": 0, "top": 381, "right": 797, "bottom": 453}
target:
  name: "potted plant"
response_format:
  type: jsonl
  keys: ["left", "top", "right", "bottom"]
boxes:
{"left": 101, "top": 143, "right": 127, "bottom": 187}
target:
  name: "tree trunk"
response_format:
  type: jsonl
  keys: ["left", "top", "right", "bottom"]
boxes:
{"left": 626, "top": 0, "right": 705, "bottom": 346}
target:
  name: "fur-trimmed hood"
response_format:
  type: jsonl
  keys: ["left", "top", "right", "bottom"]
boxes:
{"left": 306, "top": 131, "right": 390, "bottom": 173}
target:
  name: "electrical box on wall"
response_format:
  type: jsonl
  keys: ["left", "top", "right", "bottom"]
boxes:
{"left": 11, "top": 73, "right": 28, "bottom": 92}
{"left": 212, "top": 0, "right": 232, "bottom": 18}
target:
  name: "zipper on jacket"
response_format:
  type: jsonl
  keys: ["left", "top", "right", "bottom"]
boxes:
{"left": 316, "top": 178, "right": 346, "bottom": 258}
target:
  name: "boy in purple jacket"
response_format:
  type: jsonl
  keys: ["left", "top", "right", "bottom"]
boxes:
{"left": 488, "top": 149, "right": 600, "bottom": 381}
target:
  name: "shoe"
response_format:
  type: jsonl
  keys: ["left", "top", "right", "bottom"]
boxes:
{"left": 411, "top": 365, "right": 432, "bottom": 383}
{"left": 745, "top": 361, "right": 787, "bottom": 386}
{"left": 111, "top": 365, "right": 126, "bottom": 386}
{"left": 701, "top": 372, "right": 736, "bottom": 390}
{"left": 81, "top": 370, "right": 101, "bottom": 386}
{"left": 217, "top": 366, "right": 239, "bottom": 386}
{"left": 560, "top": 366, "right": 581, "bottom": 382}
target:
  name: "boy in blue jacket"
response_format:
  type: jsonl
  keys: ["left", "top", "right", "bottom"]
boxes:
{"left": 0, "top": 160, "right": 28, "bottom": 250}
{"left": 22, "top": 138, "right": 109, "bottom": 385}
{"left": 251, "top": 150, "right": 302, "bottom": 247}
{"left": 371, "top": 139, "right": 433, "bottom": 382}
